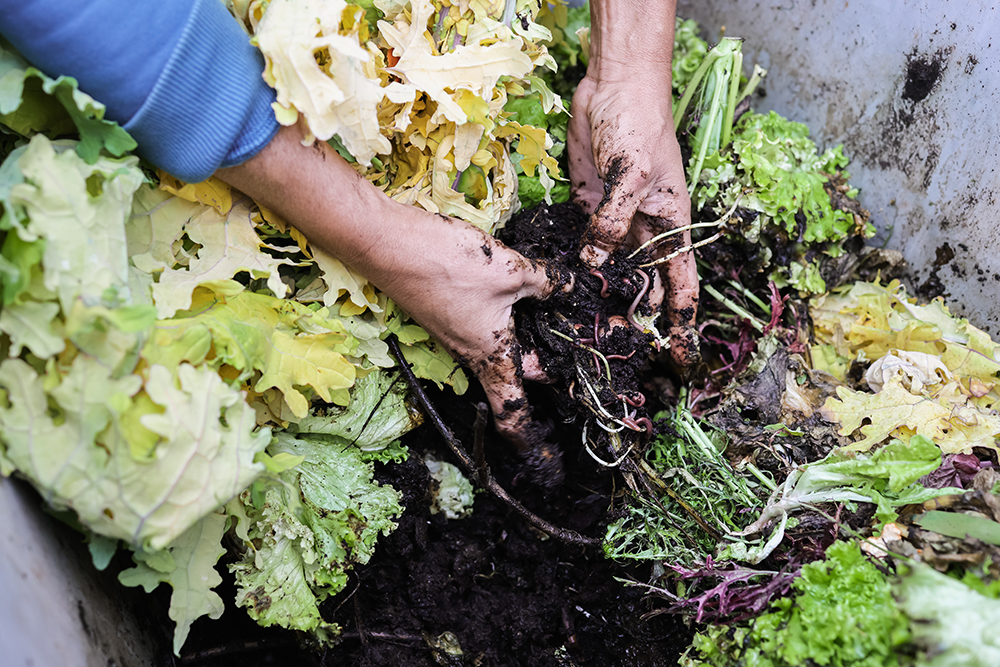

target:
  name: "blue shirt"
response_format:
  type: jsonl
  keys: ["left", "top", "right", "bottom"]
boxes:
{"left": 0, "top": 0, "right": 280, "bottom": 182}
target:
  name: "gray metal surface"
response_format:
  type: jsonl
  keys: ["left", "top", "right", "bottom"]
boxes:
{"left": 0, "top": 477, "right": 162, "bottom": 667}
{"left": 679, "top": 0, "right": 1000, "bottom": 333}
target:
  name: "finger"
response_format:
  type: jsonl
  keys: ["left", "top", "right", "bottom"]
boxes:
{"left": 521, "top": 348, "right": 554, "bottom": 383}
{"left": 663, "top": 248, "right": 700, "bottom": 366}
{"left": 627, "top": 212, "right": 669, "bottom": 311}
{"left": 471, "top": 327, "right": 535, "bottom": 451}
{"left": 513, "top": 255, "right": 575, "bottom": 302}
{"left": 579, "top": 162, "right": 647, "bottom": 267}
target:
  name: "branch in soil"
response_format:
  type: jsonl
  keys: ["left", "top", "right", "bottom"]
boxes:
{"left": 387, "top": 335, "right": 601, "bottom": 548}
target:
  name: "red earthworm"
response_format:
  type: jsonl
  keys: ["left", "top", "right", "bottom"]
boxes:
{"left": 578, "top": 338, "right": 596, "bottom": 346}
{"left": 620, "top": 391, "right": 645, "bottom": 407}
{"left": 626, "top": 269, "right": 651, "bottom": 332}
{"left": 605, "top": 350, "right": 637, "bottom": 361}
{"left": 589, "top": 268, "right": 610, "bottom": 298}
{"left": 622, "top": 416, "right": 654, "bottom": 434}
{"left": 593, "top": 313, "right": 600, "bottom": 347}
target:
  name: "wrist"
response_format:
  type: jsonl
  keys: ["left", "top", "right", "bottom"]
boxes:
{"left": 588, "top": 0, "right": 676, "bottom": 83}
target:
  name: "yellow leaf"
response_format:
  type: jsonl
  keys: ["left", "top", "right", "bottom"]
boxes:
{"left": 496, "top": 121, "right": 551, "bottom": 176}
{"left": 255, "top": 330, "right": 357, "bottom": 418}
{"left": 158, "top": 172, "right": 233, "bottom": 216}
{"left": 257, "top": 0, "right": 415, "bottom": 165}
{"left": 823, "top": 376, "right": 1000, "bottom": 455}
{"left": 252, "top": 204, "right": 312, "bottom": 257}
{"left": 380, "top": 0, "right": 532, "bottom": 124}
{"left": 149, "top": 199, "right": 293, "bottom": 318}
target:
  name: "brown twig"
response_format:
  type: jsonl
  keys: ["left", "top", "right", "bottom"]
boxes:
{"left": 473, "top": 402, "right": 489, "bottom": 487}
{"left": 387, "top": 335, "right": 600, "bottom": 548}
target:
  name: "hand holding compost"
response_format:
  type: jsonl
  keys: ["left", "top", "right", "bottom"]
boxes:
{"left": 568, "top": 0, "right": 699, "bottom": 365}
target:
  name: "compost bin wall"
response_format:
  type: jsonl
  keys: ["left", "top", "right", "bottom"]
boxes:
{"left": 679, "top": 0, "right": 1000, "bottom": 333}
{"left": 3, "top": 2, "right": 999, "bottom": 665}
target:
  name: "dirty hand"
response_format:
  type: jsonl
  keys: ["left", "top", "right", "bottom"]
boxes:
{"left": 569, "top": 0, "right": 699, "bottom": 365}
{"left": 218, "top": 124, "right": 561, "bottom": 449}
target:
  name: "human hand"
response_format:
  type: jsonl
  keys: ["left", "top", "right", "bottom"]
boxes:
{"left": 370, "top": 209, "right": 567, "bottom": 453}
{"left": 218, "top": 124, "right": 566, "bottom": 452}
{"left": 568, "top": 74, "right": 700, "bottom": 365}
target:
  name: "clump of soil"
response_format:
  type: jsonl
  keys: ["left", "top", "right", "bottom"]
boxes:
{"left": 499, "top": 202, "right": 668, "bottom": 473}
{"left": 175, "top": 423, "right": 693, "bottom": 666}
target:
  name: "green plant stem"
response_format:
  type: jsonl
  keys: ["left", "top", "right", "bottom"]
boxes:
{"left": 743, "top": 462, "right": 778, "bottom": 493}
{"left": 703, "top": 284, "right": 765, "bottom": 332}
{"left": 725, "top": 278, "right": 771, "bottom": 317}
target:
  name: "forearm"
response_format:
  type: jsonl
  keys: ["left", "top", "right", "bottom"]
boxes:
{"left": 588, "top": 0, "right": 677, "bottom": 84}
{"left": 215, "top": 125, "right": 533, "bottom": 315}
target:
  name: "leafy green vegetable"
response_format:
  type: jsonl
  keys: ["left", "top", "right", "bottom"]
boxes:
{"left": 292, "top": 367, "right": 420, "bottom": 452}
{"left": 425, "top": 454, "right": 475, "bottom": 520}
{"left": 683, "top": 541, "right": 911, "bottom": 667}
{"left": 669, "top": 26, "right": 872, "bottom": 294}
{"left": 229, "top": 432, "right": 403, "bottom": 640}
{"left": 896, "top": 563, "right": 1000, "bottom": 666}
{"left": 914, "top": 510, "right": 1000, "bottom": 546}
{"left": 672, "top": 18, "right": 709, "bottom": 94}
{"left": 0, "top": 356, "right": 271, "bottom": 550}
{"left": 0, "top": 40, "right": 137, "bottom": 162}
{"left": 737, "top": 436, "right": 957, "bottom": 549}
{"left": 604, "top": 407, "right": 764, "bottom": 566}
{"left": 118, "top": 512, "right": 228, "bottom": 655}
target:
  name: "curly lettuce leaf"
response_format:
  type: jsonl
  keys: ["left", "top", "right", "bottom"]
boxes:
{"left": 257, "top": 0, "right": 414, "bottom": 164}
{"left": 230, "top": 432, "right": 403, "bottom": 640}
{"left": 1, "top": 135, "right": 142, "bottom": 311}
{"left": 292, "top": 367, "right": 421, "bottom": 452}
{"left": 141, "top": 196, "right": 293, "bottom": 319}
{"left": 0, "top": 356, "right": 269, "bottom": 550}
{"left": 684, "top": 541, "right": 911, "bottom": 667}
{"left": 145, "top": 281, "right": 359, "bottom": 419}
{"left": 118, "top": 512, "right": 228, "bottom": 656}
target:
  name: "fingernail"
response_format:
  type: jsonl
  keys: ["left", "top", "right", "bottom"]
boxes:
{"left": 580, "top": 244, "right": 610, "bottom": 267}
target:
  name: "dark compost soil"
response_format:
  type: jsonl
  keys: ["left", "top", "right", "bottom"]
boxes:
{"left": 169, "top": 202, "right": 694, "bottom": 666}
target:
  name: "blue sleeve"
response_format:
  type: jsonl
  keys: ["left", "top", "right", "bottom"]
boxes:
{"left": 0, "top": 0, "right": 280, "bottom": 182}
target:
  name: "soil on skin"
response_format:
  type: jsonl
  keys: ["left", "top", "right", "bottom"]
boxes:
{"left": 172, "top": 202, "right": 694, "bottom": 666}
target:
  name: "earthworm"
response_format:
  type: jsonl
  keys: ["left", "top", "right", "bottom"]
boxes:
{"left": 618, "top": 391, "right": 645, "bottom": 407}
{"left": 626, "top": 269, "right": 651, "bottom": 332}
{"left": 622, "top": 416, "right": 654, "bottom": 435}
{"left": 605, "top": 350, "right": 637, "bottom": 361}
{"left": 589, "top": 268, "right": 610, "bottom": 298}
{"left": 593, "top": 313, "right": 600, "bottom": 347}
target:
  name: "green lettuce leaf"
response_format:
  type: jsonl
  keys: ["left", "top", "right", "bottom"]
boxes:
{"left": 0, "top": 40, "right": 136, "bottom": 162}
{"left": 230, "top": 432, "right": 403, "bottom": 640}
{"left": 292, "top": 367, "right": 421, "bottom": 452}
{"left": 0, "top": 356, "right": 270, "bottom": 550}
{"left": 0, "top": 135, "right": 142, "bottom": 312}
{"left": 737, "top": 436, "right": 958, "bottom": 553}
{"left": 145, "top": 281, "right": 361, "bottom": 418}
{"left": 684, "top": 541, "right": 911, "bottom": 667}
{"left": 118, "top": 512, "right": 228, "bottom": 655}
{"left": 896, "top": 563, "right": 1000, "bottom": 666}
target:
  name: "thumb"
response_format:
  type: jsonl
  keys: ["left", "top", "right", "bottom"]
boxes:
{"left": 514, "top": 256, "right": 575, "bottom": 302}
{"left": 579, "top": 161, "right": 645, "bottom": 267}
